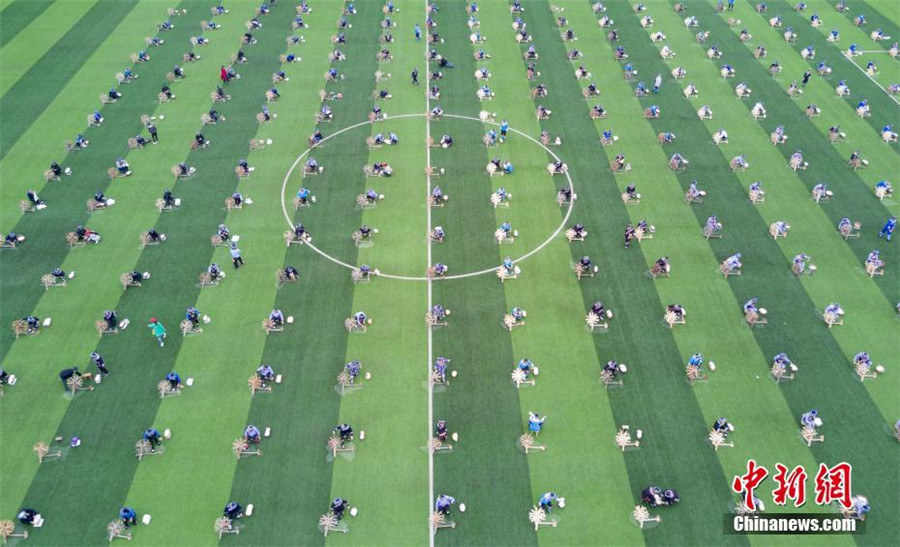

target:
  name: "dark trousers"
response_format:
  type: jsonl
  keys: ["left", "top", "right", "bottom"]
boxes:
{"left": 150, "top": 132, "right": 158, "bottom": 142}
{"left": 232, "top": 256, "right": 243, "bottom": 269}
{"left": 97, "top": 364, "right": 109, "bottom": 375}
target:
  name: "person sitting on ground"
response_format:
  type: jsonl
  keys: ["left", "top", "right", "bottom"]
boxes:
{"left": 667, "top": 304, "right": 685, "bottom": 320}
{"left": 269, "top": 309, "right": 284, "bottom": 326}
{"left": 224, "top": 502, "right": 243, "bottom": 521}
{"left": 103, "top": 309, "right": 118, "bottom": 331}
{"left": 331, "top": 498, "right": 349, "bottom": 520}
{"left": 185, "top": 307, "right": 200, "bottom": 328}
{"left": 165, "top": 372, "right": 182, "bottom": 391}
{"left": 208, "top": 262, "right": 222, "bottom": 281}
{"left": 257, "top": 364, "right": 275, "bottom": 384}
{"left": 344, "top": 360, "right": 361, "bottom": 382}
{"left": 244, "top": 425, "right": 261, "bottom": 444}
{"left": 354, "top": 312, "right": 368, "bottom": 328}
{"left": 145, "top": 228, "right": 162, "bottom": 243}
{"left": 335, "top": 423, "right": 353, "bottom": 447}
{"left": 143, "top": 427, "right": 161, "bottom": 451}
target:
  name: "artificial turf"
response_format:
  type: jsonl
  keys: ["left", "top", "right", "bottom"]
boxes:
{"left": 0, "top": 0, "right": 55, "bottom": 48}
{"left": 0, "top": 0, "right": 897, "bottom": 545}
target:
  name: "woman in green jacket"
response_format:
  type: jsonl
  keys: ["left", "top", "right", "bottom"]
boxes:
{"left": 148, "top": 318, "right": 166, "bottom": 347}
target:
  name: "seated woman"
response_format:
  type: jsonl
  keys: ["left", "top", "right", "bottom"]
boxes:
{"left": 293, "top": 223, "right": 307, "bottom": 240}
{"left": 114, "top": 158, "right": 131, "bottom": 176}
{"left": 439, "top": 134, "right": 453, "bottom": 148}
{"left": 165, "top": 372, "right": 182, "bottom": 391}
{"left": 856, "top": 99, "right": 870, "bottom": 117}
{"left": 194, "top": 132, "right": 209, "bottom": 149}
{"left": 295, "top": 187, "right": 312, "bottom": 207}
{"left": 130, "top": 133, "right": 147, "bottom": 148}
{"left": 667, "top": 304, "right": 685, "bottom": 320}
{"left": 652, "top": 257, "right": 671, "bottom": 277}
{"left": 364, "top": 189, "right": 381, "bottom": 204}
{"left": 610, "top": 154, "right": 629, "bottom": 173}
{"left": 208, "top": 263, "right": 222, "bottom": 281}
{"left": 176, "top": 163, "right": 193, "bottom": 177}
{"left": 790, "top": 151, "right": 808, "bottom": 171}
{"left": 26, "top": 188, "right": 45, "bottom": 207}
{"left": 4, "top": 232, "right": 22, "bottom": 247}
{"left": 351, "top": 311, "right": 368, "bottom": 328}
{"left": 256, "top": 364, "right": 275, "bottom": 384}
{"left": 102, "top": 309, "right": 119, "bottom": 331}
{"left": 74, "top": 133, "right": 90, "bottom": 149}
{"left": 865, "top": 250, "right": 883, "bottom": 273}
{"left": 549, "top": 160, "right": 568, "bottom": 174}
{"left": 146, "top": 228, "right": 163, "bottom": 242}
{"left": 875, "top": 180, "right": 893, "bottom": 199}
{"left": 812, "top": 183, "right": 830, "bottom": 202}
{"left": 244, "top": 425, "right": 261, "bottom": 445}
{"left": 750, "top": 102, "right": 766, "bottom": 119}
{"left": 237, "top": 159, "right": 252, "bottom": 177}
{"left": 283, "top": 266, "right": 299, "bottom": 281}
{"left": 730, "top": 155, "right": 749, "bottom": 171}
{"left": 590, "top": 104, "right": 606, "bottom": 119}
{"left": 269, "top": 309, "right": 284, "bottom": 326}
{"left": 736, "top": 83, "right": 752, "bottom": 98}
{"left": 669, "top": 153, "right": 688, "bottom": 170}
{"left": 90, "top": 190, "right": 109, "bottom": 208}
{"left": 848, "top": 150, "right": 867, "bottom": 169}
{"left": 748, "top": 181, "right": 765, "bottom": 202}
{"left": 835, "top": 80, "right": 850, "bottom": 96}
{"left": 721, "top": 254, "right": 742, "bottom": 274}
{"left": 571, "top": 223, "right": 587, "bottom": 240}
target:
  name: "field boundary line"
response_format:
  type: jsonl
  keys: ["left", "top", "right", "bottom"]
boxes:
{"left": 424, "top": 1, "right": 435, "bottom": 544}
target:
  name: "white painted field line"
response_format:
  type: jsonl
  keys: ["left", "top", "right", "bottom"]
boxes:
{"left": 424, "top": 2, "right": 435, "bottom": 545}
{"left": 843, "top": 53, "right": 900, "bottom": 105}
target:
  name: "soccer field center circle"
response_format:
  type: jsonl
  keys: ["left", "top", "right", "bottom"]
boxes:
{"left": 280, "top": 112, "right": 575, "bottom": 281}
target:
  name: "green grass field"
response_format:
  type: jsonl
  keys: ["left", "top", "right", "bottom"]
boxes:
{"left": 0, "top": 0, "right": 897, "bottom": 545}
